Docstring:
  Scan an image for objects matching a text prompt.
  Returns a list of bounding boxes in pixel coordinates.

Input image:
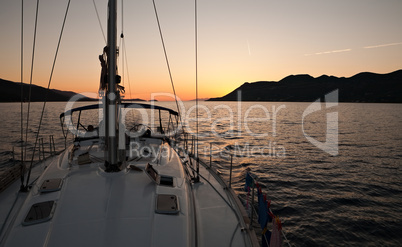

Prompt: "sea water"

[0,101,401,246]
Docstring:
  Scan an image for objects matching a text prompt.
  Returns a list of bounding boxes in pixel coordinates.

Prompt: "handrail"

[59,102,179,119]
[177,130,292,247]
[59,103,180,141]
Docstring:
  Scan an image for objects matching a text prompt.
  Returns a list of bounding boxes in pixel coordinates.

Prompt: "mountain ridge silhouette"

[208,70,402,103]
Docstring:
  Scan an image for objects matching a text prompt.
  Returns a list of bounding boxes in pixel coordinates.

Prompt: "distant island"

[208,70,402,103]
[2,69,402,103]
[0,78,145,102]
[0,78,95,102]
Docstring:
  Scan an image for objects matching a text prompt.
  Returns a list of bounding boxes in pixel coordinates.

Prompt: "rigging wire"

[24,0,40,162]
[121,0,124,87]
[19,0,25,189]
[116,0,127,96]
[118,36,122,78]
[121,0,124,36]
[119,0,133,100]
[195,0,199,177]
[151,0,182,122]
[119,0,133,126]
[24,0,71,189]
[122,39,133,99]
[120,37,124,88]
[119,0,123,89]
[92,0,107,44]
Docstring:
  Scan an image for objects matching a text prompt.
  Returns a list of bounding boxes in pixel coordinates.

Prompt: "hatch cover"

[23,201,56,226]
[39,178,63,193]
[155,195,179,214]
[145,163,174,187]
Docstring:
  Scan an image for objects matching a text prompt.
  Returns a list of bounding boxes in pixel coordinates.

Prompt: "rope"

[92,0,107,44]
[151,0,182,123]
[24,0,40,161]
[25,0,71,189]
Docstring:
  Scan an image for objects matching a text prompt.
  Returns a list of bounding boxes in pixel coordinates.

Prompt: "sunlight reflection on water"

[0,101,401,246]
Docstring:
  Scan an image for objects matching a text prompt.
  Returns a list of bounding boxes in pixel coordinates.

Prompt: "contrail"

[364,42,402,49]
[246,39,251,56]
[315,49,352,55]
[304,48,351,56]
[304,41,402,57]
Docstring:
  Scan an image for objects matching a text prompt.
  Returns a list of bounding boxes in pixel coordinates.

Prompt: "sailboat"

[0,0,260,246]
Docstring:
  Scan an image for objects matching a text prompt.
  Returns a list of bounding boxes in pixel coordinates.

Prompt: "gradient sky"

[1,0,401,101]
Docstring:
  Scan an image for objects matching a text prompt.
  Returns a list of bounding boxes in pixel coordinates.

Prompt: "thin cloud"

[304,42,402,56]
[364,42,402,49]
[304,48,352,56]
[246,39,251,56]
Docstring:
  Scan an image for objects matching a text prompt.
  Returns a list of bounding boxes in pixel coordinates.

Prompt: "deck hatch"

[145,163,174,187]
[155,195,179,214]
[145,163,158,182]
[39,178,63,193]
[23,201,56,226]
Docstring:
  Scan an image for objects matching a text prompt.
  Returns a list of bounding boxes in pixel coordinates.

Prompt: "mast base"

[104,161,122,173]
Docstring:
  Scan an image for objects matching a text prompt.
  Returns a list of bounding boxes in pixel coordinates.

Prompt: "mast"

[105,0,120,171]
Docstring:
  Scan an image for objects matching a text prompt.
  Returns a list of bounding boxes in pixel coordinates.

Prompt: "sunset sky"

[0,0,401,101]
